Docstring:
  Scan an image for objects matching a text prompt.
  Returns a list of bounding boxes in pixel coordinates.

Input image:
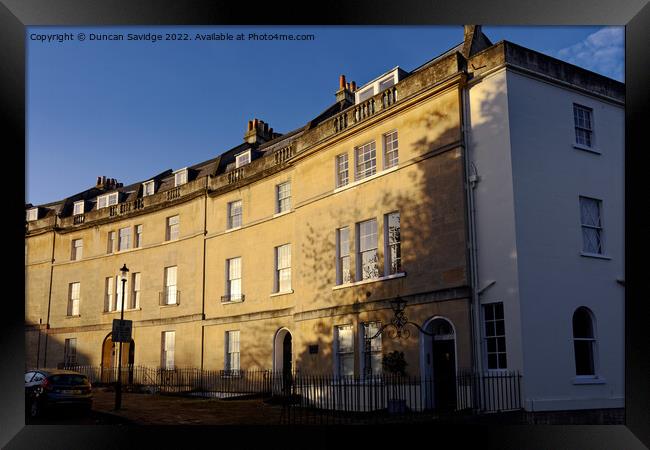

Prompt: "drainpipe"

[460,81,483,376]
[43,216,57,367]
[200,178,208,372]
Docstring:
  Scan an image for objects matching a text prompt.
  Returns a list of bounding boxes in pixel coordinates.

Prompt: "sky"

[26,25,624,206]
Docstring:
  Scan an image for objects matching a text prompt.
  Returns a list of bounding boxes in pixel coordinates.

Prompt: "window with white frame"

[163,266,178,305]
[276,182,291,213]
[26,208,38,221]
[362,322,382,377]
[142,180,155,197]
[336,227,351,284]
[71,239,83,261]
[226,257,242,302]
[227,200,242,229]
[580,196,603,255]
[225,330,240,373]
[357,219,379,280]
[385,212,401,275]
[336,153,349,188]
[275,244,291,293]
[335,325,354,377]
[68,282,80,316]
[573,104,593,148]
[235,151,251,168]
[73,201,85,215]
[161,331,175,370]
[355,141,377,180]
[118,227,131,251]
[135,224,143,248]
[573,307,597,376]
[483,302,507,370]
[64,338,77,365]
[97,192,118,209]
[131,272,141,309]
[166,215,179,241]
[357,87,374,103]
[107,231,116,254]
[104,277,114,312]
[174,169,188,187]
[115,275,129,311]
[383,130,399,169]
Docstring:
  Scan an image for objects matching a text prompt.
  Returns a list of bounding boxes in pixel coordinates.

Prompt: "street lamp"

[115,263,129,410]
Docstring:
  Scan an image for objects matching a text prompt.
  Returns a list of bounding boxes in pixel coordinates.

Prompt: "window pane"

[361,250,379,279]
[498,354,507,369]
[355,142,376,180]
[337,154,349,187]
[487,354,497,370]
[573,308,594,338]
[384,131,399,168]
[359,219,377,252]
[574,341,595,375]
[337,326,353,352]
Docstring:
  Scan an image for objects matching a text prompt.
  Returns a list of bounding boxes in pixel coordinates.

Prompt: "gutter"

[42,215,57,367]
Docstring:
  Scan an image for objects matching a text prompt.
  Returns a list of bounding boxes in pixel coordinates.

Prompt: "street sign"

[112,319,133,343]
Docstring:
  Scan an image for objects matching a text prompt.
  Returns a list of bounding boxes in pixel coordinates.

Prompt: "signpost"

[112,319,133,343]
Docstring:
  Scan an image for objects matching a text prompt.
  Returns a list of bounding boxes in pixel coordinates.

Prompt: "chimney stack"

[244,118,278,145]
[461,25,493,59]
[335,74,354,104]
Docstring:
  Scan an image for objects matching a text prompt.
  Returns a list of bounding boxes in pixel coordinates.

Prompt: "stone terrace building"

[25,26,624,413]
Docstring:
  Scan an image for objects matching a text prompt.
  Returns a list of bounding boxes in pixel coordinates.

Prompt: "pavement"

[91,388,285,425]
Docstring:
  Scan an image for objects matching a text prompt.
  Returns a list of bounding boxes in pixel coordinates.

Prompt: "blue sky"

[26,26,624,206]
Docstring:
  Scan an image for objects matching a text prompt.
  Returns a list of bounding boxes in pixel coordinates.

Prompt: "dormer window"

[174,169,188,187]
[142,180,155,197]
[235,150,251,168]
[26,208,38,221]
[355,67,401,104]
[97,192,119,209]
[73,201,85,215]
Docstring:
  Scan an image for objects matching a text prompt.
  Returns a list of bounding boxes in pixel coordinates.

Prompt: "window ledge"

[580,252,611,260]
[333,272,406,290]
[273,210,292,219]
[103,308,141,314]
[572,376,606,385]
[160,303,180,308]
[573,144,601,155]
[270,289,294,298]
[65,315,81,318]
[224,226,242,234]
[334,165,399,194]
[221,300,244,305]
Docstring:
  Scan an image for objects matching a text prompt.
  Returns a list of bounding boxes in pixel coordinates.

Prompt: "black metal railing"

[158,289,180,306]
[166,187,181,201]
[221,294,245,303]
[73,214,85,224]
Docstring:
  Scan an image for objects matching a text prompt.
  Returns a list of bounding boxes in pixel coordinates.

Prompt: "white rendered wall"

[506,70,624,411]
[467,69,526,380]
[468,67,624,412]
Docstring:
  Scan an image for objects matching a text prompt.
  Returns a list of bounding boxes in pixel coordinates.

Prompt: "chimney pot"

[97,176,102,185]
[248,120,253,131]
[339,75,346,89]
[351,81,357,91]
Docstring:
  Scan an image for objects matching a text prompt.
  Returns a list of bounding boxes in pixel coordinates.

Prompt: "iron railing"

[158,289,180,306]
[60,364,521,414]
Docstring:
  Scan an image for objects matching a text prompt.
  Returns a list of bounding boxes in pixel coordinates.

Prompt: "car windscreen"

[49,374,88,385]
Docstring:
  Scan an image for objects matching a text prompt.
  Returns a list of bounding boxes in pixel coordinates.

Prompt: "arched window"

[572,307,596,376]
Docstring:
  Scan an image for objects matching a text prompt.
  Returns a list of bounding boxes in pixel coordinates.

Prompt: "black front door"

[432,339,456,411]
[282,333,292,373]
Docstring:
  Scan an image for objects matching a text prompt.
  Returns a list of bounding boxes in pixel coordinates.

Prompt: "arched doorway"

[420,317,457,411]
[100,333,135,384]
[273,328,292,374]
[273,328,293,395]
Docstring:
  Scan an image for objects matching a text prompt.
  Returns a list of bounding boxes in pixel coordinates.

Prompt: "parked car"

[25,369,93,418]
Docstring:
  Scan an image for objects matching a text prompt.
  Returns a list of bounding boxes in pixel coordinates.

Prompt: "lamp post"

[115,263,129,410]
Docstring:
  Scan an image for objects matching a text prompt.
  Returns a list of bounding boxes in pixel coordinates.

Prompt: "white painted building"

[464,27,624,412]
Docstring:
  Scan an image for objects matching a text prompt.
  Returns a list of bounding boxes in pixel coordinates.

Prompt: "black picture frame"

[3,1,648,448]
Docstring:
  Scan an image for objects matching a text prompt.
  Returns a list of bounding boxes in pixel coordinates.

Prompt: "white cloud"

[555,27,624,82]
